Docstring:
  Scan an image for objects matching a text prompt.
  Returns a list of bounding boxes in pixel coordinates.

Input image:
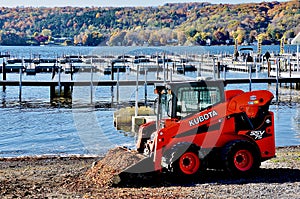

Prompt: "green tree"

[0,32,27,45]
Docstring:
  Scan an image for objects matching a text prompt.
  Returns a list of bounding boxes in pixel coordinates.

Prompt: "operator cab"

[155,80,225,120]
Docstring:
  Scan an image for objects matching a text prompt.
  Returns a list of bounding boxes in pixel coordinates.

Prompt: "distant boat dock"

[0,49,299,105]
[1,49,298,75]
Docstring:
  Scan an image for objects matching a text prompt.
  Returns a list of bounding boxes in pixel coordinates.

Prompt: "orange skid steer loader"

[120,80,275,177]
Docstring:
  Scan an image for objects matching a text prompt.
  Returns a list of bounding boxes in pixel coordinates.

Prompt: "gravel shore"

[0,146,299,198]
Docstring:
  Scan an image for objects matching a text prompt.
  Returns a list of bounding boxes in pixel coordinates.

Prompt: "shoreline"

[0,146,299,198]
[0,145,299,160]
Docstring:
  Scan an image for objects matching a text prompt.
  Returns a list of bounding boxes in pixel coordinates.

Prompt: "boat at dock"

[4,62,25,73]
[35,63,57,73]
[25,63,37,75]
[176,64,197,74]
[0,44,298,79]
[112,63,129,72]
[103,67,112,75]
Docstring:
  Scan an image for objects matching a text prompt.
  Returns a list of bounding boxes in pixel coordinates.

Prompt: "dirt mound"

[86,147,146,187]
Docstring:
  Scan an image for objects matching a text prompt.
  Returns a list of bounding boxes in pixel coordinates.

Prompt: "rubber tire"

[222,140,261,175]
[164,143,201,176]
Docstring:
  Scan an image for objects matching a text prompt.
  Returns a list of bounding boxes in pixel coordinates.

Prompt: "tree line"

[0,1,298,46]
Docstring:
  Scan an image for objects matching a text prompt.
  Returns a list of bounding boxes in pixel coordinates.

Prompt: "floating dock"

[1,51,298,76]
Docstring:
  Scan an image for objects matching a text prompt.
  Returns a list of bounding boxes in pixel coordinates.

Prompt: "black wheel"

[222,140,261,175]
[163,143,202,176]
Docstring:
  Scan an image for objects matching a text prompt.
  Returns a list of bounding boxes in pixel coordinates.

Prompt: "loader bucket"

[86,147,155,187]
[120,155,154,173]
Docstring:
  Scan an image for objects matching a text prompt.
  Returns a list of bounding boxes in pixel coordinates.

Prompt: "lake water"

[0,45,299,158]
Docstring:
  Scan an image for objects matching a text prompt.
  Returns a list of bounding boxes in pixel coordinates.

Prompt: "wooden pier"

[1,77,300,87]
[1,77,300,104]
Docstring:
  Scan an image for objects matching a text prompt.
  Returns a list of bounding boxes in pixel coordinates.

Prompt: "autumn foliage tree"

[0,1,298,46]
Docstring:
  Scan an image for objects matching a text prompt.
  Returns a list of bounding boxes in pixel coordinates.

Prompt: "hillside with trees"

[0,1,298,46]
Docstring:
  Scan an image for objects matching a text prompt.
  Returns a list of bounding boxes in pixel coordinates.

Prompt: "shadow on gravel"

[116,168,300,188]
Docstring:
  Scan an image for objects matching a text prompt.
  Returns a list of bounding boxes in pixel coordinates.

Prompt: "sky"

[0,0,291,7]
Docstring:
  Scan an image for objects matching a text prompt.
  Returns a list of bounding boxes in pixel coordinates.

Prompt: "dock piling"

[135,65,139,117]
[276,58,279,103]
[117,68,120,104]
[58,65,61,96]
[297,44,299,72]
[2,59,6,92]
[19,67,22,102]
[249,62,252,91]
[64,86,71,98]
[217,61,220,79]
[163,53,166,84]
[267,60,271,78]
[213,58,216,80]
[156,54,159,80]
[111,61,115,107]
[197,62,202,77]
[90,65,94,104]
[223,64,226,80]
[144,69,147,107]
[50,85,55,102]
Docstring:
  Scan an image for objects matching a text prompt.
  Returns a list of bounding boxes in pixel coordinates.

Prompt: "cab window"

[176,86,221,117]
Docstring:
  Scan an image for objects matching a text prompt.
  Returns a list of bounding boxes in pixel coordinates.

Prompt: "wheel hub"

[182,157,192,167]
[234,150,253,171]
[179,152,200,175]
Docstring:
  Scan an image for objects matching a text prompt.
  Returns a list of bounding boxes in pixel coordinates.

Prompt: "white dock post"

[111,58,114,107]
[249,61,252,91]
[163,52,166,84]
[2,57,6,92]
[19,59,23,102]
[156,53,159,80]
[90,62,94,104]
[58,62,61,96]
[276,58,279,103]
[223,64,226,80]
[254,56,258,78]
[297,44,299,72]
[213,57,216,80]
[116,68,120,104]
[135,65,139,117]
[217,60,220,79]
[144,68,147,106]
[198,62,201,77]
